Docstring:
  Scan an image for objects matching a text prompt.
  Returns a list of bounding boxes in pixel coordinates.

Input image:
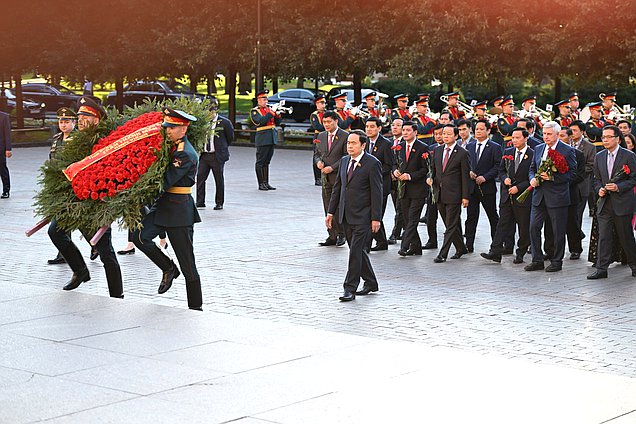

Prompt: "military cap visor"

[415,99,429,105]
[363,91,377,99]
[57,107,77,119]
[162,108,197,127]
[586,101,603,110]
[76,96,106,119]
[255,89,269,99]
[555,100,570,107]
[333,93,347,101]
[394,93,408,101]
[522,96,536,103]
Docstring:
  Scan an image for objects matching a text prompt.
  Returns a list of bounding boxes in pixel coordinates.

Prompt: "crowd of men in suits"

[310,91,636,299]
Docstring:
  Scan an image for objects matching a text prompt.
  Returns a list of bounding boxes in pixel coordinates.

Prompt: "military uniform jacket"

[555,115,573,129]
[335,109,355,131]
[390,108,412,122]
[309,110,325,135]
[250,106,280,147]
[415,115,436,145]
[444,106,466,123]
[585,118,606,150]
[153,136,201,227]
[493,114,517,146]
[49,131,74,160]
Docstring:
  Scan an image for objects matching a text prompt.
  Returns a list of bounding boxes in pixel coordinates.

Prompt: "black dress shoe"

[315,179,322,186]
[339,291,355,301]
[0,192,8,199]
[513,255,524,264]
[48,255,66,265]
[319,238,337,246]
[190,306,203,311]
[355,286,378,295]
[480,252,502,263]
[524,262,545,271]
[422,242,438,250]
[466,246,474,253]
[545,263,562,272]
[398,249,408,257]
[387,236,397,245]
[569,252,580,260]
[406,248,422,256]
[587,269,608,279]
[196,203,206,208]
[158,264,180,294]
[335,235,346,246]
[117,248,135,255]
[370,244,388,251]
[63,269,91,291]
[433,256,446,263]
[213,204,223,210]
[90,249,99,261]
[451,249,468,259]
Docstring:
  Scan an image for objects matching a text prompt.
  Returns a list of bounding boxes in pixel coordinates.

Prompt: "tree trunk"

[272,77,278,94]
[495,80,504,96]
[115,76,124,113]
[296,76,304,88]
[14,76,24,129]
[353,71,362,105]
[206,74,217,95]
[227,67,237,125]
[238,70,252,94]
[554,77,562,103]
[189,75,199,93]
[314,77,319,93]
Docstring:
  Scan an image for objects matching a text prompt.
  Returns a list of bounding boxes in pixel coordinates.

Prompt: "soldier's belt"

[166,187,193,194]
[256,125,276,131]
[592,141,603,147]
[503,136,512,141]
[417,134,433,139]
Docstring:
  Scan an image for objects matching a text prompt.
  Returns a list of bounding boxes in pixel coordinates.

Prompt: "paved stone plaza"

[1,145,636,423]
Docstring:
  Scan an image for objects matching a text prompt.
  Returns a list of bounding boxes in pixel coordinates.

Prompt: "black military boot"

[256,166,267,190]
[263,165,276,190]
[61,243,90,290]
[104,264,124,298]
[158,261,180,294]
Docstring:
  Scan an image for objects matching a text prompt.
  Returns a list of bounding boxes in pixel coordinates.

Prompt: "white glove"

[349,106,360,117]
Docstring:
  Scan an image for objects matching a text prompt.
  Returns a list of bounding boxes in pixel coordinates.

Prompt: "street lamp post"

[256,0,263,93]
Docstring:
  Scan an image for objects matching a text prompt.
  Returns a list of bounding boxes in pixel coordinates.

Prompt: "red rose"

[391,145,402,151]
[623,164,631,175]
[421,152,429,159]
[313,139,320,144]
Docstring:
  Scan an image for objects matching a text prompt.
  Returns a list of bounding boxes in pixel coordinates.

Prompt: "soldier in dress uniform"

[48,97,124,298]
[47,107,77,265]
[520,95,544,133]
[569,92,580,120]
[442,92,466,123]
[554,100,574,128]
[470,100,489,125]
[333,92,356,131]
[390,94,412,122]
[414,98,436,146]
[601,92,617,125]
[493,95,517,146]
[361,91,380,118]
[489,96,504,138]
[310,93,327,186]
[250,89,280,190]
[132,108,203,311]
[585,102,607,151]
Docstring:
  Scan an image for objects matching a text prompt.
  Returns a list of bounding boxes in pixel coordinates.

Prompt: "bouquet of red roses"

[391,144,405,198]
[517,148,569,204]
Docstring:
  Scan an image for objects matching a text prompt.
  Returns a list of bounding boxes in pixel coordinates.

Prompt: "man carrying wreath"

[133,108,203,310]
[525,121,577,272]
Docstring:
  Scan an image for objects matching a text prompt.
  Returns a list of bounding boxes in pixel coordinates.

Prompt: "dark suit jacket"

[574,138,596,198]
[569,148,587,205]
[466,139,502,195]
[0,112,10,152]
[394,139,430,199]
[367,134,395,197]
[593,147,636,216]
[430,143,470,204]
[206,114,233,163]
[529,141,577,208]
[313,128,348,185]
[328,153,383,225]
[498,147,534,206]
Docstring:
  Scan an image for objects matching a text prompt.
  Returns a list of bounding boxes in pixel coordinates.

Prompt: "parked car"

[267,88,325,123]
[20,83,83,112]
[325,87,388,109]
[1,89,45,120]
[104,80,212,108]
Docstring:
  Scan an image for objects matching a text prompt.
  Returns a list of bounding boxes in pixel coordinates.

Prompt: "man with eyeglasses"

[588,125,636,279]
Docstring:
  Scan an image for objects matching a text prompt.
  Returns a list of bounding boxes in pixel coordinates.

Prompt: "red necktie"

[442,147,450,171]
[328,133,333,151]
[406,143,411,161]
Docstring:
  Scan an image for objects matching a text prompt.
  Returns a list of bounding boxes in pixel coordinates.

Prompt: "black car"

[20,83,82,112]
[2,89,45,120]
[325,87,388,109]
[267,88,324,123]
[104,80,211,108]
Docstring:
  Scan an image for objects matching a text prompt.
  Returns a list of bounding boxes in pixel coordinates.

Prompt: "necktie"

[406,144,412,161]
[347,159,356,182]
[442,147,451,171]
[607,151,615,177]
[515,150,522,172]
[368,140,374,153]
[328,133,333,151]
[476,143,482,161]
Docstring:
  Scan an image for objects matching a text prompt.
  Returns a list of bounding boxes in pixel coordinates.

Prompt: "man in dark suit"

[388,118,404,244]
[464,120,501,252]
[427,124,470,262]
[423,124,445,249]
[0,110,11,198]
[314,111,348,247]
[133,108,203,310]
[393,121,430,257]
[525,121,577,272]
[196,100,234,210]
[482,128,534,263]
[588,126,636,279]
[250,90,281,190]
[365,117,395,251]
[326,130,383,301]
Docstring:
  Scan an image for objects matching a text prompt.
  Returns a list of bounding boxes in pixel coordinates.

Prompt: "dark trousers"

[127,229,165,242]
[530,201,568,265]
[0,154,8,194]
[312,146,321,182]
[465,190,499,248]
[596,198,636,271]
[48,219,123,298]
[322,180,343,239]
[255,144,274,168]
[565,201,584,254]
[426,195,438,245]
[132,212,202,309]
[343,221,377,293]
[368,195,389,248]
[400,197,426,252]
[490,201,531,257]
[390,181,404,238]
[437,202,467,258]
[197,153,225,206]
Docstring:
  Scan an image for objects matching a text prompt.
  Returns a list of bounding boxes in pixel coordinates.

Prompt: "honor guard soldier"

[132,108,203,311]
[471,100,489,125]
[585,102,607,151]
[361,91,380,118]
[333,92,355,131]
[554,100,574,128]
[521,95,544,132]
[489,96,504,137]
[47,107,77,265]
[493,95,517,146]
[250,89,280,190]
[601,92,617,125]
[390,94,412,121]
[414,98,436,146]
[310,94,327,185]
[569,92,580,120]
[442,92,466,122]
